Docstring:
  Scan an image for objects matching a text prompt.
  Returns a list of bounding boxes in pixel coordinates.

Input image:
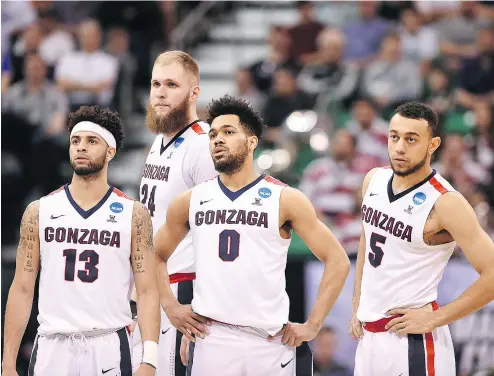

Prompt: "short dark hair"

[394,102,438,137]
[207,95,264,139]
[296,1,312,8]
[68,106,124,151]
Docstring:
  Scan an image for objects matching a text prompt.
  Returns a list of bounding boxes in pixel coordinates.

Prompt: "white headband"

[70,121,117,149]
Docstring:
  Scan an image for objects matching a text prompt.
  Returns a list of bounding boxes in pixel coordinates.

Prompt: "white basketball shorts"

[185,321,313,376]
[355,325,456,376]
[28,327,132,376]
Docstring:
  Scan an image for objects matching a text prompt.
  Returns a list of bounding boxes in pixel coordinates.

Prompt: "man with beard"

[154,95,350,375]
[2,105,160,376]
[132,51,216,376]
[350,102,494,375]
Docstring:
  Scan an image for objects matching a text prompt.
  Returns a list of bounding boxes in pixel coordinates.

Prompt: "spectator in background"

[234,67,266,112]
[249,26,299,93]
[2,53,68,194]
[288,1,325,64]
[456,26,494,111]
[106,27,137,120]
[344,1,391,67]
[312,327,352,376]
[263,68,314,133]
[424,66,453,127]
[414,0,460,24]
[297,28,359,106]
[433,134,491,199]
[300,129,362,222]
[2,53,12,93]
[472,102,494,173]
[399,7,440,74]
[11,24,42,83]
[360,33,422,112]
[56,19,118,111]
[436,1,491,58]
[346,99,389,167]
[36,8,75,68]
[378,1,414,21]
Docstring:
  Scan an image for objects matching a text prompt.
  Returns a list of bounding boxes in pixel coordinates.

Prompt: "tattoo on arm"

[18,201,39,273]
[132,203,154,275]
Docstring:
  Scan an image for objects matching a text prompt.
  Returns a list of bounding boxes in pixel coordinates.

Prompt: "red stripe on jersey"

[191,122,205,135]
[112,188,135,201]
[169,272,196,284]
[49,186,64,196]
[263,175,286,186]
[425,332,435,376]
[429,176,448,195]
[382,165,392,169]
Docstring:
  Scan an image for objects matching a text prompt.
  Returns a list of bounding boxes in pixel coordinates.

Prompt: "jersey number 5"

[141,184,156,217]
[63,249,99,282]
[369,233,386,268]
[218,230,240,262]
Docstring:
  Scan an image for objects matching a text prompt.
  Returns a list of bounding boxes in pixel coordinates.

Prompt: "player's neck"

[162,110,199,138]
[69,174,111,208]
[219,164,259,191]
[391,165,434,193]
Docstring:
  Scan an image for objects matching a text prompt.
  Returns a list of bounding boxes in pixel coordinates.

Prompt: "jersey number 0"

[218,230,240,262]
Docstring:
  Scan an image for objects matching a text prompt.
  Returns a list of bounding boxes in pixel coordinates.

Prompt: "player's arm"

[387,192,494,335]
[154,191,209,341]
[430,193,494,325]
[280,187,350,346]
[131,202,160,371]
[2,201,40,372]
[350,168,378,339]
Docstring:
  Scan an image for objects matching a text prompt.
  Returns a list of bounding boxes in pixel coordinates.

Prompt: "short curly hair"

[207,95,264,139]
[68,106,124,151]
[394,102,438,137]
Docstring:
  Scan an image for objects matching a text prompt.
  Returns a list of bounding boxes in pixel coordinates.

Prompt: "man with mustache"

[350,102,494,375]
[132,51,216,376]
[2,105,160,376]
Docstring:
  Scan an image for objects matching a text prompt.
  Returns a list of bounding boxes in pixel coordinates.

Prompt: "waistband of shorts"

[363,301,439,333]
[39,326,129,338]
[205,317,283,338]
[169,272,196,284]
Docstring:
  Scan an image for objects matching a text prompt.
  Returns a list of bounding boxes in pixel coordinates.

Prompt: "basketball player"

[154,95,350,375]
[2,106,160,376]
[132,51,217,375]
[350,102,494,375]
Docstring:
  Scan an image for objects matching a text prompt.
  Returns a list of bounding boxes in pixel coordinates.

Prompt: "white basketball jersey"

[140,121,210,277]
[189,175,291,335]
[37,185,135,334]
[357,168,457,322]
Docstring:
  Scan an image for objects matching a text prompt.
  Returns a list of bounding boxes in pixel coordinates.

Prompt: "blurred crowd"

[234,0,494,258]
[1,0,179,245]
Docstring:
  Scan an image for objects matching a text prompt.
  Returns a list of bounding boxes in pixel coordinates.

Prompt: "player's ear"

[107,147,116,162]
[190,85,200,102]
[249,135,258,151]
[429,136,441,156]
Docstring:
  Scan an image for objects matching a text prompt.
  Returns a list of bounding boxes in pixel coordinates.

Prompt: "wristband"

[142,340,158,369]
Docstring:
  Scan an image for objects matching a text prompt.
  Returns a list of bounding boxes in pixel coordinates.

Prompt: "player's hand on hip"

[166,303,210,342]
[180,335,190,366]
[385,305,438,336]
[135,362,155,376]
[281,322,318,347]
[349,313,363,340]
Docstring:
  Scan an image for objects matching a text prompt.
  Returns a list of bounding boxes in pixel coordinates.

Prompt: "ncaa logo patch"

[110,202,124,213]
[258,187,272,199]
[174,137,184,148]
[413,192,426,205]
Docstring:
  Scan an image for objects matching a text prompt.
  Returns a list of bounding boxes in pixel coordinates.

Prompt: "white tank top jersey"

[189,175,291,335]
[140,121,213,278]
[37,185,135,334]
[357,167,457,322]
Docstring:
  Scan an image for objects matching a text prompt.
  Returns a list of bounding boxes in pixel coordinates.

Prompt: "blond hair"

[154,50,199,84]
